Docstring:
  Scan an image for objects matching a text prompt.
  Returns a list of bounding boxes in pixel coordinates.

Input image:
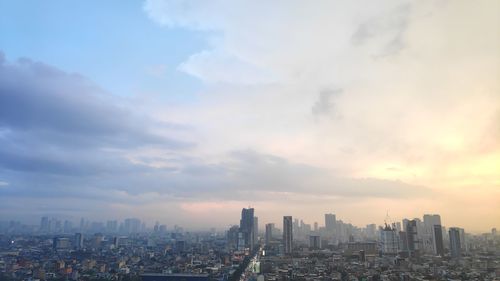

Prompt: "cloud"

[312,88,342,118]
[1,0,499,231]
[0,55,193,176]
[141,0,500,231]
[179,50,279,84]
[351,3,412,57]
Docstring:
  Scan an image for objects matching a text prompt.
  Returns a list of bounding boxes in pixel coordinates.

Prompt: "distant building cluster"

[0,210,499,280]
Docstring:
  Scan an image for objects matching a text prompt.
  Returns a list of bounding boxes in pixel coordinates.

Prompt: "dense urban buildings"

[0,209,499,280]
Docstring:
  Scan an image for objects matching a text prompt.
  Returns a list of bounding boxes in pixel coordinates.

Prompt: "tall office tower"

[492,228,497,236]
[54,220,62,233]
[237,231,245,251]
[74,233,83,250]
[380,224,399,255]
[402,219,409,232]
[283,216,293,255]
[399,231,408,252]
[458,228,467,253]
[314,222,318,232]
[309,235,321,249]
[106,220,118,233]
[227,225,239,250]
[265,223,273,245]
[423,214,443,255]
[433,225,444,256]
[253,217,259,245]
[325,213,336,232]
[406,219,420,257]
[40,217,49,233]
[366,224,377,239]
[395,222,402,232]
[79,218,85,232]
[63,220,72,233]
[449,227,462,258]
[159,224,167,233]
[293,219,299,237]
[113,236,120,248]
[124,218,141,234]
[240,208,255,249]
[93,233,103,248]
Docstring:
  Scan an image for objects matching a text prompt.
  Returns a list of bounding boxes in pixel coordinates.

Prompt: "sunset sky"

[0,0,499,233]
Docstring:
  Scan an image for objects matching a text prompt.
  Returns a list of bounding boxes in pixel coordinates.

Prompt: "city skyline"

[6,209,495,237]
[0,0,499,233]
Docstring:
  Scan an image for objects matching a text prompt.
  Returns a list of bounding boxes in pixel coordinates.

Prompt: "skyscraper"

[406,219,420,257]
[325,213,336,232]
[380,224,399,255]
[433,225,444,256]
[449,227,462,259]
[253,217,259,245]
[265,223,273,245]
[309,235,321,249]
[40,217,49,233]
[240,208,255,249]
[423,214,444,255]
[227,225,239,250]
[283,216,293,255]
[74,233,83,250]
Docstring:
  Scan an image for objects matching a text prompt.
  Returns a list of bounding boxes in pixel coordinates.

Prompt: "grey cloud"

[105,149,432,201]
[0,55,194,176]
[0,54,433,218]
[351,3,412,57]
[0,56,192,149]
[312,88,342,118]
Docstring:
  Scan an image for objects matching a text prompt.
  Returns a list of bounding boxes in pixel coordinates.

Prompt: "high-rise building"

[458,228,467,253]
[406,219,420,257]
[53,237,70,250]
[253,217,259,245]
[227,225,239,250]
[93,233,103,248]
[74,233,83,250]
[265,223,273,245]
[366,224,377,239]
[433,225,444,256]
[106,220,118,233]
[380,224,399,255]
[113,236,120,248]
[283,216,293,255]
[423,214,443,255]
[449,227,462,259]
[399,231,408,252]
[124,218,141,234]
[40,217,49,233]
[325,213,336,232]
[309,235,321,249]
[63,220,72,233]
[240,208,255,249]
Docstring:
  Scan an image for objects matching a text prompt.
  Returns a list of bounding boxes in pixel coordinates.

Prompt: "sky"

[0,0,499,233]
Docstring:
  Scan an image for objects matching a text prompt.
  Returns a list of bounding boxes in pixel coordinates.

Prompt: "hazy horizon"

[0,0,499,234]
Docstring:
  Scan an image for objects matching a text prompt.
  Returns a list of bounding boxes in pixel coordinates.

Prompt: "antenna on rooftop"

[384,210,392,227]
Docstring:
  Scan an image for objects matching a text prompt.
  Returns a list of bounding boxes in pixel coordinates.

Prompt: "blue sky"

[0,0,205,100]
[0,0,498,231]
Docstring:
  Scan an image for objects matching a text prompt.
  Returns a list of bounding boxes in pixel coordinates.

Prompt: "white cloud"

[142,0,500,231]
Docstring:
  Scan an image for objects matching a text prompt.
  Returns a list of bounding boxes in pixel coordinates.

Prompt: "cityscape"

[1,0,500,280]
[0,209,499,280]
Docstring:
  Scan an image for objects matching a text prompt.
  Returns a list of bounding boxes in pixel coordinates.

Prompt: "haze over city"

[0,0,499,233]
